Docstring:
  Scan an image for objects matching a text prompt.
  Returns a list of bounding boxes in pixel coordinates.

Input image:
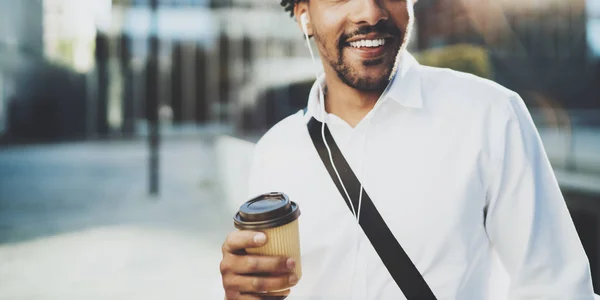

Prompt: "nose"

[349,0,389,26]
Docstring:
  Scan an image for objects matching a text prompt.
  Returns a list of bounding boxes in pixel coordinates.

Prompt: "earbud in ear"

[300,13,309,35]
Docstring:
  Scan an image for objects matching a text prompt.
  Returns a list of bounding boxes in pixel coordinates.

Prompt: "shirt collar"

[304,50,423,123]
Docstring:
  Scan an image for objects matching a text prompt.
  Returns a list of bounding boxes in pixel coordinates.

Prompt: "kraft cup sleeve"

[245,219,302,292]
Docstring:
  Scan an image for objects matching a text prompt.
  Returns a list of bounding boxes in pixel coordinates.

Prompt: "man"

[219,0,595,299]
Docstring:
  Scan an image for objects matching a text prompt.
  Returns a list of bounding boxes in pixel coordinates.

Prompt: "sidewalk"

[0,138,231,299]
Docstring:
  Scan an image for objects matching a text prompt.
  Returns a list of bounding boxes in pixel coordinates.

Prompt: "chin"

[355,66,393,86]
[334,51,397,91]
[347,75,390,91]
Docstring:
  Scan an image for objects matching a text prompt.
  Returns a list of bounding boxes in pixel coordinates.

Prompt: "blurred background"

[0,0,598,299]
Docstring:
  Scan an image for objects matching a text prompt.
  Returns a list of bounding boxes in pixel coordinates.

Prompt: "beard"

[315,19,413,92]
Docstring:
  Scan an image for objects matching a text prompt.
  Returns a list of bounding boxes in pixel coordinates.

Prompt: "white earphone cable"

[302,19,361,221]
[302,14,366,298]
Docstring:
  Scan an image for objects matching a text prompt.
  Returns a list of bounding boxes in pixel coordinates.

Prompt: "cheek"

[316,10,347,44]
[313,27,343,60]
[388,6,411,28]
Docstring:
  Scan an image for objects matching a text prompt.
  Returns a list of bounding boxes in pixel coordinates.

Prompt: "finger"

[240,290,290,300]
[235,295,262,300]
[224,273,299,294]
[224,291,262,300]
[223,231,267,253]
[223,253,295,275]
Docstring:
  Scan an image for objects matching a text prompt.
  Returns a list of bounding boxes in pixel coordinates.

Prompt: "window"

[43,0,96,73]
[588,0,600,58]
[0,72,4,136]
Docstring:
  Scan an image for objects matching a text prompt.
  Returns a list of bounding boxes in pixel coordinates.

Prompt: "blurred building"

[0,0,101,142]
[0,0,292,141]
[98,0,313,136]
[0,0,43,141]
[589,0,600,57]
[414,0,599,110]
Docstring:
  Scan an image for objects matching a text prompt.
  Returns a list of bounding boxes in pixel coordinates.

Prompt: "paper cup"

[234,192,302,295]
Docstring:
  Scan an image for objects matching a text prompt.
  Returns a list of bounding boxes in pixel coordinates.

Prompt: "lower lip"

[346,41,390,59]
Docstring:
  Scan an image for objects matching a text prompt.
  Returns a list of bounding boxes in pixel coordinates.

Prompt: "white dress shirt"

[246,51,594,299]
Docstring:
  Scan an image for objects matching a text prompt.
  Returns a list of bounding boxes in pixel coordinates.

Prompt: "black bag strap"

[307,117,437,300]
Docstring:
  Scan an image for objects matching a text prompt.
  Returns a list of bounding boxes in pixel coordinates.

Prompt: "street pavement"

[0,138,232,300]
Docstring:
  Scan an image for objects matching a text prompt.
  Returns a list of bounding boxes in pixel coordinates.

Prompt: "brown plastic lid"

[234,192,300,230]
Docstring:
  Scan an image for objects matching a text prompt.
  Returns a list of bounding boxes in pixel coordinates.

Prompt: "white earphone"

[300,13,309,35]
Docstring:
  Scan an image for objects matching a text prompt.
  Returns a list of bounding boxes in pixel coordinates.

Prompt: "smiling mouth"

[348,38,386,48]
[343,37,394,62]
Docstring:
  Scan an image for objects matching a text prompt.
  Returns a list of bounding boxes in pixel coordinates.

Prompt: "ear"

[294,3,312,37]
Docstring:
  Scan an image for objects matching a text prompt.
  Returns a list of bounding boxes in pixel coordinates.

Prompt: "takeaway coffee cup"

[234,192,302,295]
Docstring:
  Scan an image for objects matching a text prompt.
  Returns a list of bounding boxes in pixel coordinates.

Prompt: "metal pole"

[148,0,160,196]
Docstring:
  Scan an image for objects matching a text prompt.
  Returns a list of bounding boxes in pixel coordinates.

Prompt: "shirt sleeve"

[484,94,595,299]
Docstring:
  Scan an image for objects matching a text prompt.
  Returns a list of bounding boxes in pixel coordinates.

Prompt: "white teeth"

[349,39,386,48]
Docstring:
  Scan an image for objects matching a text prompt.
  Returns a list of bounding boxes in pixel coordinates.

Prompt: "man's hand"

[220,230,298,299]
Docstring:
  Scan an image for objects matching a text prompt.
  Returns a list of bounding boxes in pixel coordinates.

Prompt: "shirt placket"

[328,113,375,299]
[348,125,371,300]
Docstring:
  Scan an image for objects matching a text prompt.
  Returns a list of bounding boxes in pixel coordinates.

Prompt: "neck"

[323,73,385,128]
